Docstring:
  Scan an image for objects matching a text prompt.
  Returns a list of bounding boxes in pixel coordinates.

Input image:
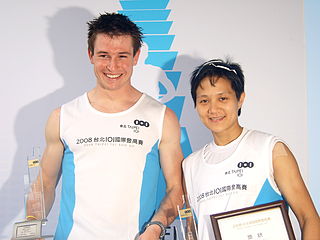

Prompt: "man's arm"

[273,142,320,239]
[141,107,184,239]
[26,108,64,219]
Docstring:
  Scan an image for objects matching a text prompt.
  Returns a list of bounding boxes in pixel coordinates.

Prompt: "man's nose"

[107,58,118,71]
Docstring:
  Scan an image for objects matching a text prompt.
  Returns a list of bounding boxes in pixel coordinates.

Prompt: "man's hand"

[138,224,162,240]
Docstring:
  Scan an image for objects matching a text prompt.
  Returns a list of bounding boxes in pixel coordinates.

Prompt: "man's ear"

[133,48,141,66]
[88,48,94,63]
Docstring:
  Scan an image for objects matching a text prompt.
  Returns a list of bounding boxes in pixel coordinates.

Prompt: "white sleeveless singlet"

[55,93,166,240]
[183,129,284,240]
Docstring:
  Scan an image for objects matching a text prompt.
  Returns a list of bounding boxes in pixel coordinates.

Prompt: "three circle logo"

[237,162,254,168]
[134,119,150,127]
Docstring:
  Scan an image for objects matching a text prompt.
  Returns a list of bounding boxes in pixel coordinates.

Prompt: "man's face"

[195,76,244,137]
[88,34,140,92]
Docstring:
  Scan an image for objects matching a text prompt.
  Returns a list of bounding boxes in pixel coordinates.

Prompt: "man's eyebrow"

[96,51,108,54]
[95,51,131,55]
[118,51,131,55]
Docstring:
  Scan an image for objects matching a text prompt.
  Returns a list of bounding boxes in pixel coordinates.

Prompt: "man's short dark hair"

[87,12,143,55]
[190,58,245,116]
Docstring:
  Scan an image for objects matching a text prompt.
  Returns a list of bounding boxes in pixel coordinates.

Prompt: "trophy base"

[12,219,54,240]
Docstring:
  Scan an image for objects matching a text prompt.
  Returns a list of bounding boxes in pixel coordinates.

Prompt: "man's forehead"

[94,34,134,51]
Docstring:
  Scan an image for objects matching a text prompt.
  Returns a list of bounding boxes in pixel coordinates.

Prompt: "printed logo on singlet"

[119,119,151,133]
[197,184,248,203]
[76,136,144,147]
[237,161,254,168]
[120,123,140,133]
[225,161,255,177]
[134,119,150,127]
[225,168,244,177]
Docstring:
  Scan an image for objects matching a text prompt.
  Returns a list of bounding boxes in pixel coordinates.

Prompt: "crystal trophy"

[177,203,198,240]
[12,148,53,240]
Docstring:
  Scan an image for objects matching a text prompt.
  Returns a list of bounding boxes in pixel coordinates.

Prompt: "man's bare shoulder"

[44,108,62,139]
[52,107,61,116]
[47,107,61,123]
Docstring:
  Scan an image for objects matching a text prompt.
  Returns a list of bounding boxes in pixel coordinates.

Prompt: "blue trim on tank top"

[139,141,163,231]
[54,143,75,240]
[254,179,283,206]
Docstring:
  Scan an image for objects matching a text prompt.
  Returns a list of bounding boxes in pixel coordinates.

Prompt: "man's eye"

[199,99,208,103]
[219,97,228,101]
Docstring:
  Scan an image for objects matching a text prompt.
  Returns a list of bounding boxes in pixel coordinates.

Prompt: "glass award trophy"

[12,148,53,240]
[177,203,198,240]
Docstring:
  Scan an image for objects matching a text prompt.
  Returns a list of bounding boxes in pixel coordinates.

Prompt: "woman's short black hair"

[190,58,245,115]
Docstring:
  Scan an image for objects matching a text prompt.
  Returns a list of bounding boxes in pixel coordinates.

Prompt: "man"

[29,13,183,239]
[182,59,320,239]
